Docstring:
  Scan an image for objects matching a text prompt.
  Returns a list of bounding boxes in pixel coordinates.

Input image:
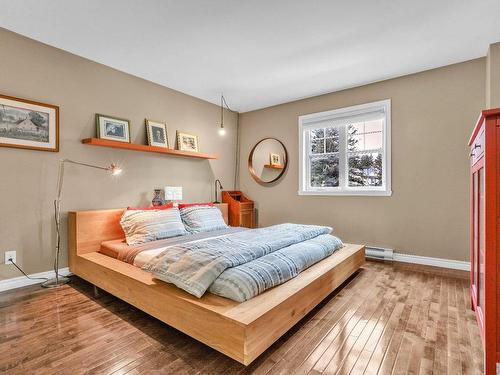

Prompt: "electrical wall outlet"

[5,250,16,264]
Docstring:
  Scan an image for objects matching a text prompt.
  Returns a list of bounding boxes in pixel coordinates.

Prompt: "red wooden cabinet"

[221,191,255,228]
[469,108,500,375]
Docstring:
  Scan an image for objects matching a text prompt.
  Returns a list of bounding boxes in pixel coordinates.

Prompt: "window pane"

[325,137,339,153]
[311,128,324,139]
[311,138,324,153]
[325,127,338,138]
[349,122,364,134]
[310,155,339,187]
[365,132,383,150]
[365,119,383,133]
[347,124,361,151]
[348,134,364,151]
[348,152,382,187]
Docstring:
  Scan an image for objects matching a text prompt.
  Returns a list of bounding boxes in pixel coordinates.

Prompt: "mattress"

[99,239,129,260]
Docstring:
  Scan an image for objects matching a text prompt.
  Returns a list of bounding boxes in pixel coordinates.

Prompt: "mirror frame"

[248,137,288,185]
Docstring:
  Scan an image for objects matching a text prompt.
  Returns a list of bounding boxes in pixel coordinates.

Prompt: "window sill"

[298,189,392,197]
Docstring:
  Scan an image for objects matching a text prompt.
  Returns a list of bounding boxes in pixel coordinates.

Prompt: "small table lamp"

[214,179,223,203]
[42,159,122,288]
[165,186,183,205]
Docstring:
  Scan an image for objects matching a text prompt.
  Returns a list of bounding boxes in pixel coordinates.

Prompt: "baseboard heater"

[365,246,394,261]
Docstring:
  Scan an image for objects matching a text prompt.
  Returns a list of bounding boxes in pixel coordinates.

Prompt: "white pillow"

[120,208,188,245]
[180,205,228,233]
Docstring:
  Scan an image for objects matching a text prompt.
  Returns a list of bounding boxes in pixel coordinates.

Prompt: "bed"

[68,207,365,365]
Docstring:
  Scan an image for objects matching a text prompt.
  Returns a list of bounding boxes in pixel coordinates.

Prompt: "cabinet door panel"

[472,171,479,296]
[477,167,485,319]
[240,209,254,228]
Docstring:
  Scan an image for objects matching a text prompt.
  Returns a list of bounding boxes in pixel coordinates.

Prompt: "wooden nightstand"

[221,191,255,228]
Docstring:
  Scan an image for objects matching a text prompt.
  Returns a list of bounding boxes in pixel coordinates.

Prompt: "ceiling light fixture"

[219,94,232,136]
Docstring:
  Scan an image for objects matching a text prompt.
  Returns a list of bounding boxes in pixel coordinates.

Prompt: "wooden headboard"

[69,208,125,257]
[68,204,229,258]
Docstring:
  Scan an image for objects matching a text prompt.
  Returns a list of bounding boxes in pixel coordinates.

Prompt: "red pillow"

[127,202,174,210]
[178,202,214,209]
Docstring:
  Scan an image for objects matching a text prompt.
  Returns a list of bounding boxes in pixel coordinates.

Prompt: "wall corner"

[486,41,500,109]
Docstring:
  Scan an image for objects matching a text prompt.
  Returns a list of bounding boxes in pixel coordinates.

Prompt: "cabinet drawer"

[470,125,485,166]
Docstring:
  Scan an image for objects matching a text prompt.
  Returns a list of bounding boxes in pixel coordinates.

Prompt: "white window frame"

[298,99,392,196]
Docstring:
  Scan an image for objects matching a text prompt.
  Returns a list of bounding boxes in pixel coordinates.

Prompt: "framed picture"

[176,131,199,152]
[146,119,169,148]
[0,94,59,152]
[270,153,281,166]
[96,114,130,143]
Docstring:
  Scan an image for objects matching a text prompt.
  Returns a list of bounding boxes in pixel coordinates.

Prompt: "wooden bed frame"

[68,208,365,365]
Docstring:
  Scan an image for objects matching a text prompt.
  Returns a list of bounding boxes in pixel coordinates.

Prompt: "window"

[299,99,391,196]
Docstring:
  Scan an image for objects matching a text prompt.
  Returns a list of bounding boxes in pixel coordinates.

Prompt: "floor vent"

[365,246,394,261]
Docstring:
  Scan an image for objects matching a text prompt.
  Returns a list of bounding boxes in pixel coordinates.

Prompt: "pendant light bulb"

[219,94,228,136]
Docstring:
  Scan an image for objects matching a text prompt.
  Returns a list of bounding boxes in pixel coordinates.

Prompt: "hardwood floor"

[0,261,483,374]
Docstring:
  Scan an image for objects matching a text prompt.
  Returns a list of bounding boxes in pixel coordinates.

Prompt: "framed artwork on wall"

[176,131,199,152]
[146,119,169,148]
[96,113,130,143]
[0,94,59,152]
[270,153,281,166]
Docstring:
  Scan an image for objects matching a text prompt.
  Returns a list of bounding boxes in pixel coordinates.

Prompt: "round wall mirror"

[248,138,288,184]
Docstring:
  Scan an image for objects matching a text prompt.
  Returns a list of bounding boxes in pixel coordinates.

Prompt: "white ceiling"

[1,0,500,112]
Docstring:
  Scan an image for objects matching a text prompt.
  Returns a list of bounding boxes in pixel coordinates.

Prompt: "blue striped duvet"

[143,223,343,302]
[209,233,342,301]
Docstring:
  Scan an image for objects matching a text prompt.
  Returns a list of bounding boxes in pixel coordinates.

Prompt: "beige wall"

[239,59,485,262]
[0,26,492,282]
[0,28,237,280]
[486,42,500,108]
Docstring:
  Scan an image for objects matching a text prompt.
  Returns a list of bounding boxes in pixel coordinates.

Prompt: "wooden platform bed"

[68,208,365,365]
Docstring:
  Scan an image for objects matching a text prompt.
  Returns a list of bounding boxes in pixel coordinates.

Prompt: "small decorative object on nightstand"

[222,191,255,228]
[152,189,165,206]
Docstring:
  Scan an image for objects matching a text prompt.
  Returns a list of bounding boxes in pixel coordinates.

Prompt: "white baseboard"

[392,253,470,271]
[365,246,470,271]
[0,267,71,293]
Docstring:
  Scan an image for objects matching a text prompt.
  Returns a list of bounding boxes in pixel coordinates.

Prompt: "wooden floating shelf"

[264,164,285,170]
[82,138,217,160]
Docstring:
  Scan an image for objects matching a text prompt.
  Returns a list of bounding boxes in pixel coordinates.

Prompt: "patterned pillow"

[120,208,188,245]
[180,205,228,233]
